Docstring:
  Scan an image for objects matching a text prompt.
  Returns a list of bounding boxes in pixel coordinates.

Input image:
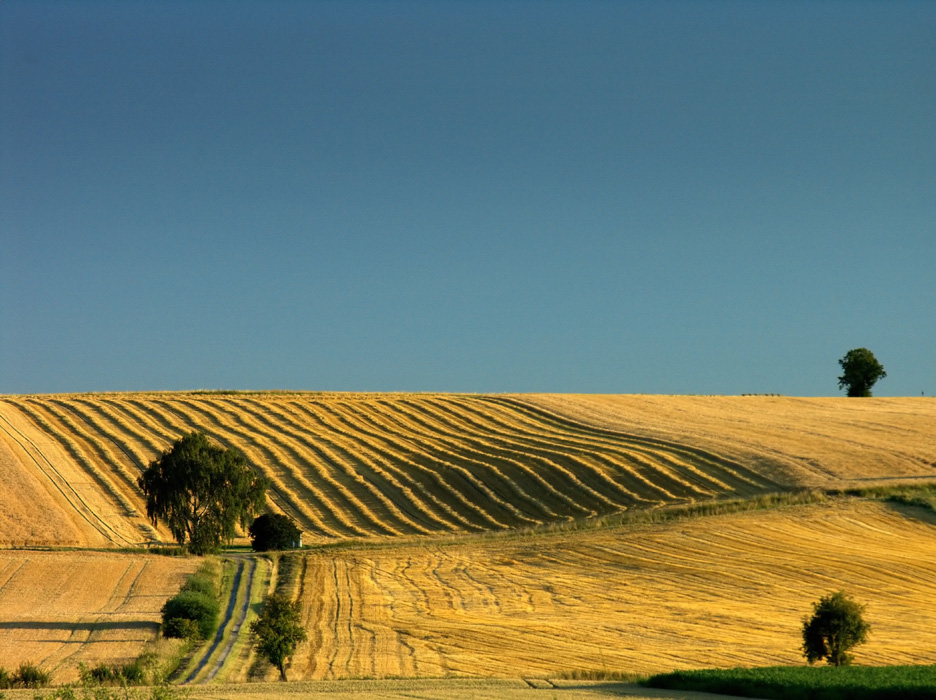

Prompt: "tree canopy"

[250,593,307,681]
[802,590,870,666]
[249,513,302,552]
[137,432,269,555]
[837,347,886,397]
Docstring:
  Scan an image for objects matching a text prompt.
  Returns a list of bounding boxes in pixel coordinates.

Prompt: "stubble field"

[0,392,934,686]
[0,551,198,682]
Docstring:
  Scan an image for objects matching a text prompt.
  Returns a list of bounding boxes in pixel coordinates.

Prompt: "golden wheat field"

[1,392,935,685]
[1,393,934,547]
[257,499,936,681]
[0,551,198,682]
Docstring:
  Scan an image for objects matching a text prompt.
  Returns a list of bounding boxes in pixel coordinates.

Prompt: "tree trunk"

[279,663,287,682]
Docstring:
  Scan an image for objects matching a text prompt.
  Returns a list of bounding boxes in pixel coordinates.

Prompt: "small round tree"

[837,348,886,397]
[249,513,302,552]
[802,591,870,666]
[250,593,307,681]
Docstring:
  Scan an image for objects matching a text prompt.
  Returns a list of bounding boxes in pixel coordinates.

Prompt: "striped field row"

[0,393,789,546]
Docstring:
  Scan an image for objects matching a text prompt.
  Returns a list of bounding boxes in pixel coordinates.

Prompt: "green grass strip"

[644,664,936,700]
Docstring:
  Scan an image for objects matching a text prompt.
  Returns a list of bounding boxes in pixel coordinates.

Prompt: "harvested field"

[517,395,936,488]
[0,551,199,683]
[275,499,936,680]
[3,392,933,547]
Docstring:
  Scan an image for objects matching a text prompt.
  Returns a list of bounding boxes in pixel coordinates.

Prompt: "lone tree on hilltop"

[137,431,269,555]
[249,513,302,552]
[838,347,886,397]
[802,590,870,666]
[250,593,307,681]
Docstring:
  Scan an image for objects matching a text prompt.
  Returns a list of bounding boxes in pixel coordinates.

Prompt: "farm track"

[180,556,260,685]
[0,393,933,548]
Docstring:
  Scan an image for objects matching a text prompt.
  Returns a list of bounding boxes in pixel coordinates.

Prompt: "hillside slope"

[0,393,933,547]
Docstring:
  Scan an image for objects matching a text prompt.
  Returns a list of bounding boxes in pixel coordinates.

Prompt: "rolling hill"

[2,393,933,548]
[2,392,936,683]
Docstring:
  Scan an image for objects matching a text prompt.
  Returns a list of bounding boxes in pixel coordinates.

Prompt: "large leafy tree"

[138,432,269,555]
[837,347,886,397]
[802,591,870,666]
[250,593,308,681]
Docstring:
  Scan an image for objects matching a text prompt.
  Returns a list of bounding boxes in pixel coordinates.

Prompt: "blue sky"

[2,0,934,396]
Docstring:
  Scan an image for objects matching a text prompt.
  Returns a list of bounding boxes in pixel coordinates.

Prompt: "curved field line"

[209,398,407,538]
[72,398,163,469]
[490,396,784,493]
[422,397,729,501]
[186,398,373,538]
[247,397,464,534]
[168,398,364,538]
[386,399,614,515]
[400,397,646,506]
[286,400,501,532]
[329,399,556,526]
[433,397,758,503]
[17,400,141,518]
[311,400,536,529]
[0,405,128,546]
[330,400,567,525]
[127,398,338,537]
[238,398,443,536]
[291,399,499,530]
[148,398,348,538]
[13,400,139,515]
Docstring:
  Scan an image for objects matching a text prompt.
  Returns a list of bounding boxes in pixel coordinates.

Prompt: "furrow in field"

[358,557,418,678]
[1,401,135,546]
[287,400,504,532]
[201,398,401,538]
[249,399,456,535]
[422,396,670,499]
[0,408,113,546]
[224,398,423,537]
[312,399,541,529]
[463,395,748,493]
[329,558,353,678]
[426,396,698,509]
[97,397,180,451]
[17,400,140,518]
[138,397,341,538]
[149,398,351,539]
[388,399,616,515]
[74,398,166,469]
[493,396,783,494]
[332,399,572,524]
[430,396,734,502]
[341,397,581,524]
[466,396,758,495]
[57,398,153,474]
[288,501,936,678]
[295,555,337,680]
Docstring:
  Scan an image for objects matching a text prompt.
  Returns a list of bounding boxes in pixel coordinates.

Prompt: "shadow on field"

[0,621,158,632]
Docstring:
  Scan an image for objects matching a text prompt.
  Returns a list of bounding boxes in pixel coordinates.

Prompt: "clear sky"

[2,0,934,396]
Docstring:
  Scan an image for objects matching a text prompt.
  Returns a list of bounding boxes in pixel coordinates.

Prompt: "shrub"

[13,661,51,688]
[162,617,202,640]
[79,658,149,687]
[161,590,219,640]
[181,573,216,598]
